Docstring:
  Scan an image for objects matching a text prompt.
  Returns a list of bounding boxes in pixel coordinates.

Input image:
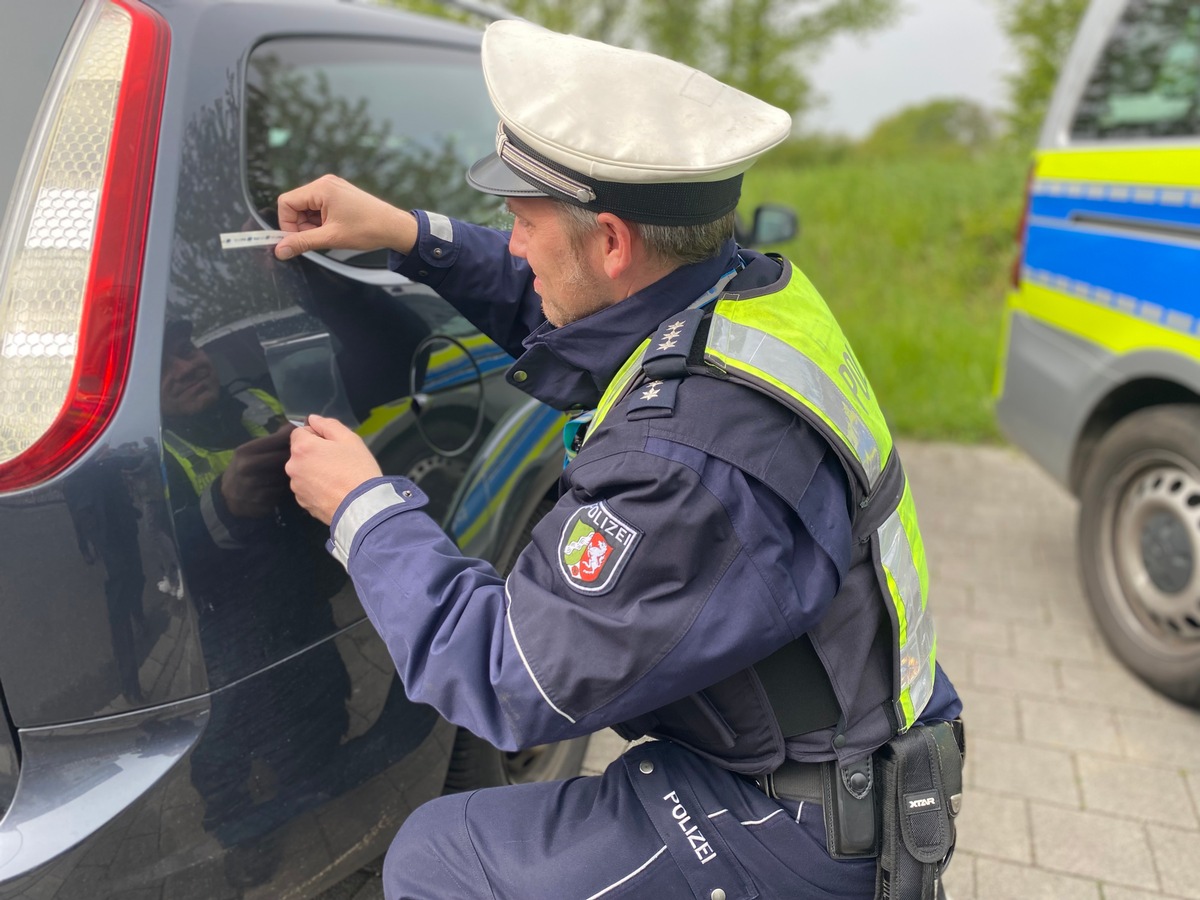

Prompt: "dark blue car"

[0,1,587,894]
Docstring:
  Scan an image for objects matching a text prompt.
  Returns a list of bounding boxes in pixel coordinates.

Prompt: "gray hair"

[554,202,735,268]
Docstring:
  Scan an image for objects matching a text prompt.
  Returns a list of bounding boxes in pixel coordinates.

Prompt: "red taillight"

[1010,161,1036,290]
[0,0,169,492]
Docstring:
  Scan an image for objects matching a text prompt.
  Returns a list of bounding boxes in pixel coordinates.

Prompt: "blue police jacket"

[325,212,960,770]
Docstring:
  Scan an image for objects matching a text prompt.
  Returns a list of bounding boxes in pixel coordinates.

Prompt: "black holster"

[873,720,964,900]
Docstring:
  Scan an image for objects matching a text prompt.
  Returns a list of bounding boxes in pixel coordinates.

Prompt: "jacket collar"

[507,240,747,409]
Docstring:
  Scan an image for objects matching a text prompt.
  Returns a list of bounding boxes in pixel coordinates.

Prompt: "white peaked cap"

[466,20,793,225]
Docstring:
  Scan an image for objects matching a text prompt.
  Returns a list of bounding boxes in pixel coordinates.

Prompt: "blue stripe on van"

[449,402,564,537]
[1030,193,1200,231]
[1024,217,1200,326]
[423,348,513,391]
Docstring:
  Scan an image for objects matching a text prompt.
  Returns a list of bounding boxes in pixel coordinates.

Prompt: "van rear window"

[245,37,501,265]
[1071,0,1200,139]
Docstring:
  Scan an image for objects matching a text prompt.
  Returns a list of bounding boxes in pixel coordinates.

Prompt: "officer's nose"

[508,219,528,259]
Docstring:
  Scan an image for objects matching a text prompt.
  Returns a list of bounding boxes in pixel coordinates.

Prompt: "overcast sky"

[801,0,1018,137]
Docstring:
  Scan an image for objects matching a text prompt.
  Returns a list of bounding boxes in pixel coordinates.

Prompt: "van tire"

[1078,404,1200,708]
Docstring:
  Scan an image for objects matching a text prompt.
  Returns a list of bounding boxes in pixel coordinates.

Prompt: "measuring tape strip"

[219,230,288,250]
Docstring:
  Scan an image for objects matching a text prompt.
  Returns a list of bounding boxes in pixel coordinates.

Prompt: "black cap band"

[476,126,743,226]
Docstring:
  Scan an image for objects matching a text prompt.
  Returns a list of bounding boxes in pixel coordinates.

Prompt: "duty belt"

[753,759,825,805]
[753,756,878,859]
[752,720,966,900]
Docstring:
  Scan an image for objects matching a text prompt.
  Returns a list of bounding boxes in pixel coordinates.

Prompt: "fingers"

[301,413,354,441]
[275,175,341,260]
[274,175,419,260]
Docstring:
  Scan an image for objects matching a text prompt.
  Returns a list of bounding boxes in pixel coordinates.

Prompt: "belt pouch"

[821,756,877,859]
[874,722,961,900]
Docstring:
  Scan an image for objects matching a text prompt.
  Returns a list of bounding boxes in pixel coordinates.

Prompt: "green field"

[741,151,1029,443]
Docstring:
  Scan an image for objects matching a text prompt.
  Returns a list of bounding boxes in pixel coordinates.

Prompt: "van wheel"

[1078,404,1200,708]
[443,495,591,792]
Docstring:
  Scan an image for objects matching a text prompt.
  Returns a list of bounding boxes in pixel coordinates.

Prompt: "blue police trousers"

[384,740,875,899]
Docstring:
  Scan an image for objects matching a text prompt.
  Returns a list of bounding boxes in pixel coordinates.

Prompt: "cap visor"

[466,152,549,198]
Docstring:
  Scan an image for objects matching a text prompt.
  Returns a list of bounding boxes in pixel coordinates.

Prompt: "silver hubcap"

[1110,458,1200,643]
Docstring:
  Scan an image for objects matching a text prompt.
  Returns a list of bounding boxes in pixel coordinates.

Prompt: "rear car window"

[1071,0,1200,139]
[245,37,501,265]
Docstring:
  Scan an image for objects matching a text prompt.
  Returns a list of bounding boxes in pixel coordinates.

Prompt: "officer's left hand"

[286,415,383,525]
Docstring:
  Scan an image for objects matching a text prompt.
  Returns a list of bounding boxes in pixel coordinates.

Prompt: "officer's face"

[161,334,220,418]
[506,198,613,327]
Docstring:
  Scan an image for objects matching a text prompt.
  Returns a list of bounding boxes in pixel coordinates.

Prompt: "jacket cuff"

[327,476,429,567]
[387,210,459,288]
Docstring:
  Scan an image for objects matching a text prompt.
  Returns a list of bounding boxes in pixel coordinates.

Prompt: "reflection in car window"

[1071,0,1200,139]
[245,37,504,263]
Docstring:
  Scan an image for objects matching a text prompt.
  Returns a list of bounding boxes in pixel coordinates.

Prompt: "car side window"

[245,37,504,264]
[1071,0,1200,139]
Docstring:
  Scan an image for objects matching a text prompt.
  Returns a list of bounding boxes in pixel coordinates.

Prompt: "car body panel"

[0,0,568,894]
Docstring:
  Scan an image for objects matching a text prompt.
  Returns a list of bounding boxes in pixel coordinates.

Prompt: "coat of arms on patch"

[558,501,642,594]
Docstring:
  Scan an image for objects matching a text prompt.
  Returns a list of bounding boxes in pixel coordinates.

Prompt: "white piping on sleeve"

[739,809,786,827]
[583,846,667,899]
[505,581,576,724]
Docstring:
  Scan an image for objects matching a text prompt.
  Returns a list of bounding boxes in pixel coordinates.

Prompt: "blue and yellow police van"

[996,0,1200,707]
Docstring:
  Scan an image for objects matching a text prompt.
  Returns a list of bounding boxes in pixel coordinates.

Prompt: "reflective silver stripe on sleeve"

[330,483,407,567]
[707,316,883,486]
[877,509,935,719]
[504,582,577,724]
[425,211,454,243]
[201,484,242,550]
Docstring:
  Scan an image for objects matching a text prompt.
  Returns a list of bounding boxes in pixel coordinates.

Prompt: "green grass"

[741,151,1029,443]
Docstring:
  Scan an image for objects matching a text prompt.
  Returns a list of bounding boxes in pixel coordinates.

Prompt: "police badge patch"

[558,501,642,594]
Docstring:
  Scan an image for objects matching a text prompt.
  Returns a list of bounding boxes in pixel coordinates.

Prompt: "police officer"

[280,20,962,900]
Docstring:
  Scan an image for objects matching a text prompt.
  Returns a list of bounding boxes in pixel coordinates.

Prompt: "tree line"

[388,0,1090,159]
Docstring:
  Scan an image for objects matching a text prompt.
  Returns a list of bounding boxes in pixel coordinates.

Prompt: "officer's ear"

[594,212,636,282]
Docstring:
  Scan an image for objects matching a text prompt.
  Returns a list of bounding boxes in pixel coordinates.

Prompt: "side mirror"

[735,203,800,247]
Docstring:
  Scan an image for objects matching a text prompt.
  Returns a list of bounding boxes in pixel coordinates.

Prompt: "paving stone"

[1077,755,1197,828]
[1019,697,1122,755]
[1010,622,1104,664]
[931,581,972,616]
[970,653,1059,696]
[1186,772,1200,821]
[938,646,970,683]
[1103,889,1184,900]
[974,857,1101,900]
[1116,711,1200,769]
[1030,804,1158,889]
[967,583,1050,624]
[1060,662,1183,715]
[941,851,976,900]
[938,612,1011,652]
[1147,825,1200,900]
[957,686,1019,741]
[967,736,1080,807]
[955,789,1031,864]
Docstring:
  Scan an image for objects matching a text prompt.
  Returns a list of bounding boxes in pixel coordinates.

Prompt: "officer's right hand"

[275,175,419,261]
[218,426,295,519]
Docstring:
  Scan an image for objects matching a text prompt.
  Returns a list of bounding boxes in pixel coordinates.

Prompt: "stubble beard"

[540,256,614,327]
